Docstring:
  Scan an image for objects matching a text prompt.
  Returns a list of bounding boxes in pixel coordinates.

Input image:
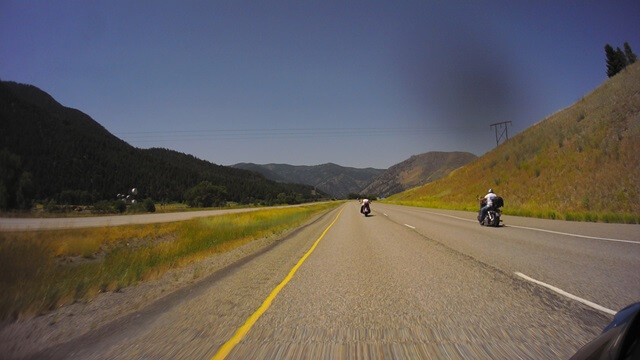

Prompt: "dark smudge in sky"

[400,13,523,132]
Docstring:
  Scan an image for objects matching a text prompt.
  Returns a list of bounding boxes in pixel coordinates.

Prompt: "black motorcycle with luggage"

[478,196,503,227]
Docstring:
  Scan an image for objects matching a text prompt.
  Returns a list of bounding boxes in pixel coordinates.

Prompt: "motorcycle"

[478,196,503,227]
[361,203,371,217]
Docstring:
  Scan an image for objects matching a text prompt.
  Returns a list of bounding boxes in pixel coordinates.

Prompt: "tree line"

[605,42,637,78]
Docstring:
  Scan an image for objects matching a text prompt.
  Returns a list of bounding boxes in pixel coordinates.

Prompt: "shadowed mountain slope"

[233,163,385,198]
[0,81,319,205]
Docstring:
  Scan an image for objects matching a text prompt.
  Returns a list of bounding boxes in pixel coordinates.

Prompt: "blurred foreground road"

[25,202,640,359]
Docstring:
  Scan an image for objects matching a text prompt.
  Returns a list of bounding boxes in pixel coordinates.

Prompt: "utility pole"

[490,121,512,147]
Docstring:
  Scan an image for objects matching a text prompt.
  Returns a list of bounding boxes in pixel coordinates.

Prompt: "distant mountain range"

[232,163,385,199]
[233,153,477,199]
[361,152,477,198]
[0,81,320,207]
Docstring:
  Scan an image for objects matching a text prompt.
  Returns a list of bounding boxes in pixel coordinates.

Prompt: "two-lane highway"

[16,202,638,359]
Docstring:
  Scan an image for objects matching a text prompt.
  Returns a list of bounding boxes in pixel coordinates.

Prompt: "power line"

[115,126,483,143]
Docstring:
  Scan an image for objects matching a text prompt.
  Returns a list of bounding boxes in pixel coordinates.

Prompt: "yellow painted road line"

[212,206,345,360]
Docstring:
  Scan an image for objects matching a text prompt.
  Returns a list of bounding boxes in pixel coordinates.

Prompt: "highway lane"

[373,203,640,313]
[24,201,623,359]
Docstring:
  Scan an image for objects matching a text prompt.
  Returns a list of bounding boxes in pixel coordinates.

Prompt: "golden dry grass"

[0,202,340,320]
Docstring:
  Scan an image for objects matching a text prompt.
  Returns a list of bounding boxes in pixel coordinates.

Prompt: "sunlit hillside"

[387,62,640,222]
[361,151,477,198]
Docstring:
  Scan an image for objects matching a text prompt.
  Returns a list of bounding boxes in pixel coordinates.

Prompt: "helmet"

[488,189,494,193]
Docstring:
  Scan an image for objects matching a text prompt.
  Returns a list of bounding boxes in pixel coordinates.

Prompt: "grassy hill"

[386,62,640,223]
[0,81,321,207]
[232,162,385,198]
[361,151,477,198]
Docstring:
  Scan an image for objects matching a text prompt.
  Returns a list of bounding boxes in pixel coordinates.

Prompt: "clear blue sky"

[2,1,638,168]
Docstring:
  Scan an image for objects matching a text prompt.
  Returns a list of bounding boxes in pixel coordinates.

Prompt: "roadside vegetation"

[385,62,640,224]
[0,202,340,321]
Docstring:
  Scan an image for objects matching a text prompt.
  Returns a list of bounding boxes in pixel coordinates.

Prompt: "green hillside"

[0,81,321,208]
[387,63,640,223]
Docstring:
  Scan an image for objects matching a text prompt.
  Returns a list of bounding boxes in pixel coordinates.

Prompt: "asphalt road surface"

[30,202,640,359]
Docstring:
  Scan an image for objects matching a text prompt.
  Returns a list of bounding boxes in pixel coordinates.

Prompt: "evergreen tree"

[605,44,619,77]
[184,181,227,207]
[16,172,34,210]
[0,149,34,210]
[605,44,628,77]
[624,42,637,64]
[616,47,628,68]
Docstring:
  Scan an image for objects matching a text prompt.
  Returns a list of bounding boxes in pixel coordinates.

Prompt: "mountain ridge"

[232,162,385,198]
[0,81,321,207]
[362,151,477,198]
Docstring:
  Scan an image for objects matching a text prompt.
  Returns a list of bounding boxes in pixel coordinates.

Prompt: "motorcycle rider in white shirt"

[478,189,498,224]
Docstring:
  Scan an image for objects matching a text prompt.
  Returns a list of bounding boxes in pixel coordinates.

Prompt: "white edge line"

[508,225,640,245]
[419,210,639,244]
[404,224,416,229]
[515,272,616,316]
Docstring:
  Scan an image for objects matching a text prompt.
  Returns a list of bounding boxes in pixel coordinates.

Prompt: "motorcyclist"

[478,189,498,224]
[361,198,371,214]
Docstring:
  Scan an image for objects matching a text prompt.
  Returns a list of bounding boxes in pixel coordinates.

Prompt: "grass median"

[0,202,341,321]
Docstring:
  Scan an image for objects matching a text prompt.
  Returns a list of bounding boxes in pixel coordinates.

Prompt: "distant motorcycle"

[361,203,371,217]
[478,196,503,227]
